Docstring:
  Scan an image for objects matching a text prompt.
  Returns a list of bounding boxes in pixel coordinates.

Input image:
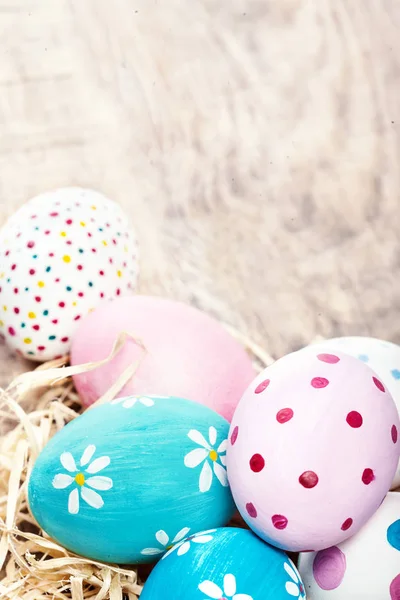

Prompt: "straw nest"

[0,329,273,599]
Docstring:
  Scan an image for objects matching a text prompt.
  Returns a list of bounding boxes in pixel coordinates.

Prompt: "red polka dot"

[13,307,19,314]
[311,377,329,388]
[246,503,257,518]
[255,379,270,394]
[29,269,35,276]
[33,325,40,331]
[66,240,72,245]
[11,264,16,271]
[45,230,50,235]
[392,425,398,444]
[14,288,18,294]
[59,302,65,308]
[27,241,35,249]
[299,471,319,488]
[276,408,294,423]
[66,219,73,225]
[373,376,385,392]
[346,411,363,428]
[52,319,58,324]
[49,212,59,217]
[317,353,340,364]
[249,454,265,472]
[8,327,16,336]
[362,468,375,485]
[91,248,97,253]
[49,253,54,257]
[99,270,105,276]
[77,265,83,271]
[78,292,84,297]
[100,292,105,298]
[272,514,288,530]
[61,337,69,343]
[74,315,81,321]
[35,296,41,303]
[116,289,121,296]
[87,232,92,237]
[55,278,60,283]
[112,239,117,245]
[37,346,45,351]
[341,518,353,531]
[5,250,10,256]
[109,258,114,264]
[230,425,239,445]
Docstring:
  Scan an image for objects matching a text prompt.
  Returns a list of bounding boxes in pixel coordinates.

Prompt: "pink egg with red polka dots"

[298,492,400,599]
[0,188,138,361]
[226,350,400,552]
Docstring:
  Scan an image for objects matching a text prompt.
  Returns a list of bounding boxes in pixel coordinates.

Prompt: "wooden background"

[1,0,400,386]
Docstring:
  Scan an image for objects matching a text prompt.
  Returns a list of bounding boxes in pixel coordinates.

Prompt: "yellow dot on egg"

[0,320,4,326]
[28,312,36,319]
[117,270,122,278]
[0,272,5,279]
[102,240,107,247]
[72,301,77,307]
[124,245,128,253]
[89,307,95,313]
[38,281,45,288]
[24,338,32,345]
[3,305,7,311]
[80,221,86,227]
[91,205,97,210]
[60,231,67,237]
[63,255,71,263]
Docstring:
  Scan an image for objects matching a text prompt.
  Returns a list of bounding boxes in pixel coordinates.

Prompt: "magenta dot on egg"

[362,468,375,485]
[346,411,363,428]
[317,353,340,364]
[373,376,385,392]
[392,425,398,444]
[249,454,265,473]
[276,408,294,423]
[299,470,319,488]
[271,514,288,530]
[313,546,346,590]
[311,377,329,388]
[246,502,257,518]
[390,574,400,600]
[255,379,270,394]
[230,425,239,445]
[341,518,353,531]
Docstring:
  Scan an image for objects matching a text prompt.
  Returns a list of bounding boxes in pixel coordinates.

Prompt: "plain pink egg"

[70,296,256,421]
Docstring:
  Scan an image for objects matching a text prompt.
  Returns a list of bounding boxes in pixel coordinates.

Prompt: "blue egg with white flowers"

[140,527,306,600]
[28,395,235,563]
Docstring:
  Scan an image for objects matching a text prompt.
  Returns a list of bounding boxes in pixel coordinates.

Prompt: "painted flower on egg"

[140,527,191,557]
[52,444,112,514]
[284,562,306,598]
[162,529,216,559]
[198,574,253,600]
[184,426,228,492]
[111,395,155,408]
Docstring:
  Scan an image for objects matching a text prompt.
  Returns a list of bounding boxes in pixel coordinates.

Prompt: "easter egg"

[28,395,235,563]
[70,296,256,421]
[226,350,400,552]
[298,492,400,599]
[140,527,306,600]
[0,188,138,361]
[304,336,400,489]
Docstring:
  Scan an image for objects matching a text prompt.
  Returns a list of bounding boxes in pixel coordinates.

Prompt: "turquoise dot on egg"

[358,354,369,362]
[387,519,400,551]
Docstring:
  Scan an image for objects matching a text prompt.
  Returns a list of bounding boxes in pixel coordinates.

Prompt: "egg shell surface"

[226,349,400,552]
[140,526,306,600]
[28,395,235,564]
[298,492,400,599]
[70,296,256,421]
[304,336,400,489]
[0,188,138,361]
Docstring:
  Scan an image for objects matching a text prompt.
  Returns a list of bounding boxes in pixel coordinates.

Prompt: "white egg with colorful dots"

[0,188,138,361]
[305,337,400,489]
[298,492,400,599]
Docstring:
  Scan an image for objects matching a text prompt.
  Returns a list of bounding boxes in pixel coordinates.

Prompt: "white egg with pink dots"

[0,187,138,361]
[226,349,400,553]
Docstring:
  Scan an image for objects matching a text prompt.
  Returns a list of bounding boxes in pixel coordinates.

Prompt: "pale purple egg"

[226,350,400,552]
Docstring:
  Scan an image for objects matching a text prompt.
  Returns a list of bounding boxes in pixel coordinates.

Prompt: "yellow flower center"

[75,473,85,486]
[209,450,218,462]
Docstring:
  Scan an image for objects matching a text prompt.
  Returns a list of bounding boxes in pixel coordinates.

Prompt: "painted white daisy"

[184,426,228,493]
[140,527,191,557]
[284,561,306,598]
[162,529,216,560]
[52,445,112,515]
[111,395,155,408]
[199,574,253,600]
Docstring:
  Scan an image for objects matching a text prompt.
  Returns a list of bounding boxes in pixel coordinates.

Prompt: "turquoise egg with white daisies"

[140,527,306,600]
[28,395,235,564]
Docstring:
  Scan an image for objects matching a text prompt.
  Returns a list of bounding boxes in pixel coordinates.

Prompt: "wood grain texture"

[1,0,400,387]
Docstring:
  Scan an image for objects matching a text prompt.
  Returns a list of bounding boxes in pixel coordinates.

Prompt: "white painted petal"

[199,461,213,493]
[81,486,104,509]
[209,426,217,446]
[172,527,190,544]
[224,574,236,596]
[140,396,155,406]
[80,444,96,466]
[184,448,208,468]
[122,397,137,408]
[86,456,110,474]
[198,581,223,598]
[234,595,254,600]
[60,452,77,473]
[141,547,163,556]
[155,530,169,547]
[217,439,228,453]
[68,488,79,514]
[177,541,191,556]
[162,542,182,560]
[197,529,216,535]
[192,535,213,544]
[86,476,113,491]
[284,562,299,583]
[219,454,227,466]
[187,429,211,450]
[52,474,74,489]
[213,461,228,487]
[285,582,299,596]
[111,398,123,405]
